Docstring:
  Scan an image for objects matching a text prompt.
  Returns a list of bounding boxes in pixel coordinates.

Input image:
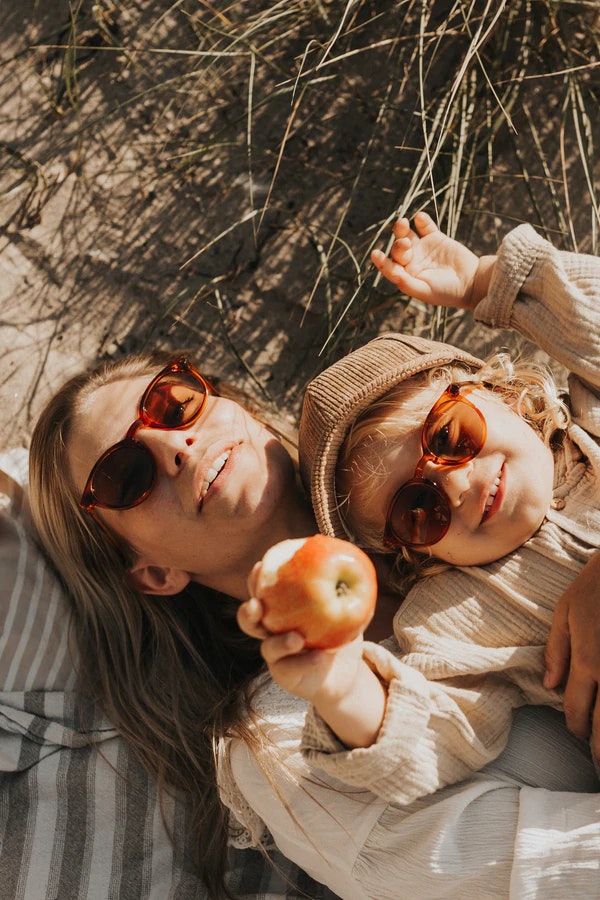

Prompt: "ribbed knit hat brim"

[299,333,484,539]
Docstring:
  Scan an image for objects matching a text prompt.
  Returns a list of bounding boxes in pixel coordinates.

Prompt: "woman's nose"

[139,428,195,476]
[424,459,473,508]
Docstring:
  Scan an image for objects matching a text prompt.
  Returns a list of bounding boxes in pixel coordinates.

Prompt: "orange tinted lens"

[91,443,155,509]
[387,481,451,547]
[143,372,207,428]
[423,396,485,462]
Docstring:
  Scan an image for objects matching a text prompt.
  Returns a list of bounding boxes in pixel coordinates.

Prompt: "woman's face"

[343,384,555,566]
[68,372,302,597]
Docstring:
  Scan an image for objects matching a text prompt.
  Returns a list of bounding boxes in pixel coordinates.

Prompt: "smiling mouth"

[199,449,231,507]
[481,466,504,522]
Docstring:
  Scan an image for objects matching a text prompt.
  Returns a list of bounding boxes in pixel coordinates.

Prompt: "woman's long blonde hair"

[28,351,277,898]
[338,352,570,595]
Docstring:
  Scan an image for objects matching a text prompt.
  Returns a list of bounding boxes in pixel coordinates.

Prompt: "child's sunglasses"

[383,382,487,549]
[80,356,214,514]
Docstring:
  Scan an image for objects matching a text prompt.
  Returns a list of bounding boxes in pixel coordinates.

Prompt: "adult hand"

[544,551,600,761]
[371,211,495,310]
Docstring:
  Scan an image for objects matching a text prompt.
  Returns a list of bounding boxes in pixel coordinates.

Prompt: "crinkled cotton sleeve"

[475,224,600,431]
[301,639,534,804]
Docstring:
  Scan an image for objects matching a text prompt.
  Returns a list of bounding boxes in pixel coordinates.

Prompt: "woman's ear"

[125,562,191,596]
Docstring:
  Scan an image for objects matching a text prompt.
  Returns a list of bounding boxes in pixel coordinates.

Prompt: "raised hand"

[371,211,493,310]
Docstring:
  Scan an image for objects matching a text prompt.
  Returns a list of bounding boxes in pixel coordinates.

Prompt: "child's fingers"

[260,630,306,666]
[246,560,262,598]
[237,596,270,640]
[413,210,438,236]
[263,639,328,697]
[391,212,438,244]
[390,236,414,266]
[371,249,432,302]
[371,248,408,284]
[392,217,412,240]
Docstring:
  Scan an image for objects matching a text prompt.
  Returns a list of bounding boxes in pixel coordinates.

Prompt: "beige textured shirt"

[302,224,600,804]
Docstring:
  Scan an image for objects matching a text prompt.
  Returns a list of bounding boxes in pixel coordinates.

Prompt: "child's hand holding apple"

[238,535,386,749]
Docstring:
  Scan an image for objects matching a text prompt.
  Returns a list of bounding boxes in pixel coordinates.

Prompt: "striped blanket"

[0,454,336,899]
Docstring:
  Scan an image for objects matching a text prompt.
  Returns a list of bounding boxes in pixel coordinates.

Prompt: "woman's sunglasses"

[383,382,487,549]
[80,356,213,514]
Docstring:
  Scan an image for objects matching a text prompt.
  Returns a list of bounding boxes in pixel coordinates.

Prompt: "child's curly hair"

[336,351,570,595]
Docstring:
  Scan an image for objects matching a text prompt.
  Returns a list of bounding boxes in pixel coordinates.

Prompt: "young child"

[241,214,600,806]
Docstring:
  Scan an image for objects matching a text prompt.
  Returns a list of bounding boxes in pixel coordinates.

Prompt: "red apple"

[254,534,377,649]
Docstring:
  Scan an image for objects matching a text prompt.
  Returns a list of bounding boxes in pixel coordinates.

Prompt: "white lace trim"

[218,736,274,849]
[217,675,310,850]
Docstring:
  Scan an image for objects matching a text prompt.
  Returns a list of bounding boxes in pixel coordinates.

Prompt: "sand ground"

[1,2,598,454]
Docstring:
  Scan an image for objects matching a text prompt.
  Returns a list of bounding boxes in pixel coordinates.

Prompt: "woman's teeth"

[200,450,231,499]
[484,472,501,511]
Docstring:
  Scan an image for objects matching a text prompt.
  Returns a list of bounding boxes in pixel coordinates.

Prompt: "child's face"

[341,383,555,566]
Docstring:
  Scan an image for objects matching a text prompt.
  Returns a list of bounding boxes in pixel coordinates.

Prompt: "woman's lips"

[200,450,231,498]
[197,445,236,510]
[481,464,505,523]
